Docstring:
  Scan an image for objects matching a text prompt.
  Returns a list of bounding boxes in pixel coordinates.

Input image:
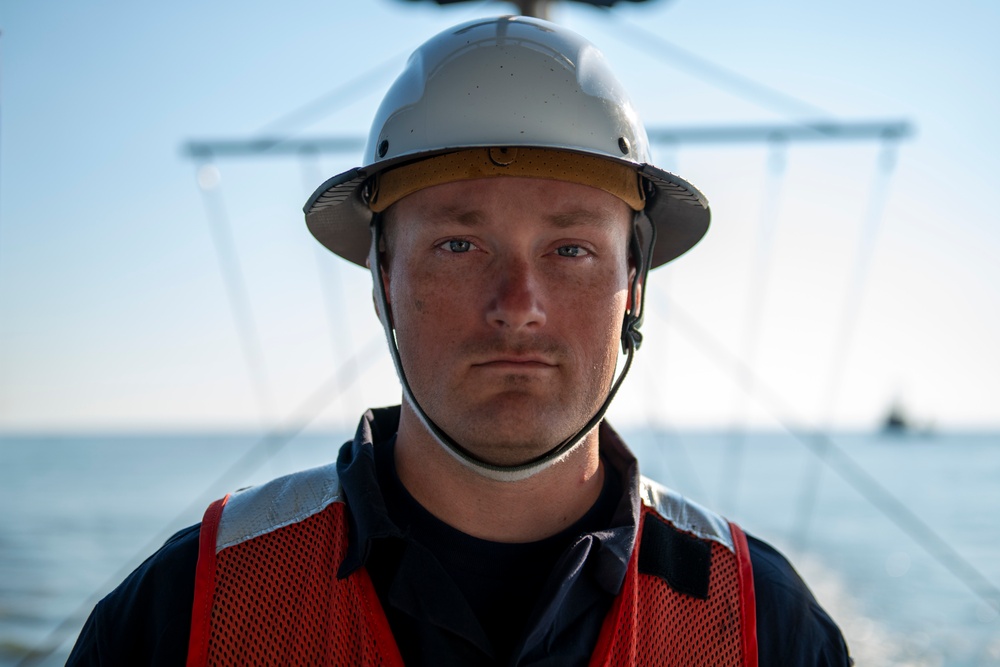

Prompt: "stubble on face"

[380,177,634,467]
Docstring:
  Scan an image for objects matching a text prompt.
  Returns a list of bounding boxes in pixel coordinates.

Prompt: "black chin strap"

[369,212,655,482]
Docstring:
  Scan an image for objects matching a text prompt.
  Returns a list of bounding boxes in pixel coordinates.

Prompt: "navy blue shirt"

[68,407,851,666]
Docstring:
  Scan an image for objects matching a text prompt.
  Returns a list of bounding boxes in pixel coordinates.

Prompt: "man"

[69,16,851,666]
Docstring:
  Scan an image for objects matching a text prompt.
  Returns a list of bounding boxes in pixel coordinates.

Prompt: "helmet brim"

[303,161,710,269]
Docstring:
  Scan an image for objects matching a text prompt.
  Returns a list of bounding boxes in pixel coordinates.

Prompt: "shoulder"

[638,477,851,666]
[215,461,343,550]
[639,476,735,550]
[68,464,346,666]
[67,524,200,666]
[747,534,853,666]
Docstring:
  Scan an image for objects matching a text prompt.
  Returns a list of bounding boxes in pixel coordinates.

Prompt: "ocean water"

[1,429,998,665]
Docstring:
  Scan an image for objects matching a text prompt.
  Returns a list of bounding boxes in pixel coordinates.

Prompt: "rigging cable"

[16,336,385,666]
[298,152,369,416]
[21,49,414,661]
[634,140,707,500]
[720,139,788,515]
[184,48,414,428]
[183,51,409,162]
[254,54,404,138]
[594,8,833,123]
[22,50,425,666]
[639,281,708,501]
[196,162,275,424]
[790,137,902,550]
[655,297,1000,616]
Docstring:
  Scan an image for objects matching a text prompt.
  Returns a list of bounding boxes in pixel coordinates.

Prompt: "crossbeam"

[182,120,914,160]
[646,120,914,144]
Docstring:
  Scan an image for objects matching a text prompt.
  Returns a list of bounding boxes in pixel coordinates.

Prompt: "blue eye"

[557,245,585,257]
[446,240,472,253]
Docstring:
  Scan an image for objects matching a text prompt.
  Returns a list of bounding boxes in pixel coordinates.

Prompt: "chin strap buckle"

[621,314,643,354]
[621,213,653,355]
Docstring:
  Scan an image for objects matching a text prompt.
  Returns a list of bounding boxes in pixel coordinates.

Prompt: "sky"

[1,0,998,433]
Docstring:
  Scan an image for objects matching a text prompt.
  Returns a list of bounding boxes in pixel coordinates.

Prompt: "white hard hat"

[304,15,710,268]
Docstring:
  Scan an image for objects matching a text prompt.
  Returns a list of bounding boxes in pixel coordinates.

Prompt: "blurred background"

[1,0,998,664]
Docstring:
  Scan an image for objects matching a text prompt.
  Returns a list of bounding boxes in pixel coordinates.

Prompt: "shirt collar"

[336,405,404,577]
[336,405,640,595]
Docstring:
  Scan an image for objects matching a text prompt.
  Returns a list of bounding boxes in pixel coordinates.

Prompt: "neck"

[394,404,605,543]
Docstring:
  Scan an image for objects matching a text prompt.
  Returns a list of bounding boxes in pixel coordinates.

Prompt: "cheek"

[388,260,461,336]
[599,291,630,345]
[558,278,629,346]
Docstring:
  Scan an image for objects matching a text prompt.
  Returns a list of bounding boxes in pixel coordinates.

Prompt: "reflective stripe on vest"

[187,467,756,666]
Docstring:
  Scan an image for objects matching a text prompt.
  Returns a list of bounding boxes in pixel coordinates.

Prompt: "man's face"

[382,176,635,466]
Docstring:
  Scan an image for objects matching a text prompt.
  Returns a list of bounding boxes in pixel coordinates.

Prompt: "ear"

[627,263,642,313]
[367,252,394,326]
[625,212,648,315]
[366,255,379,319]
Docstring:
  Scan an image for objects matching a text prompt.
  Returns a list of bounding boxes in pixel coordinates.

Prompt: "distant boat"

[882,403,909,433]
[880,402,933,436]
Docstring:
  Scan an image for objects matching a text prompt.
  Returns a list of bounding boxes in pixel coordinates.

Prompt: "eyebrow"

[421,205,485,227]
[421,205,620,230]
[546,209,621,230]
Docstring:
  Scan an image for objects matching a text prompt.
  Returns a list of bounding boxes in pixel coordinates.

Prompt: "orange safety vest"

[186,464,757,666]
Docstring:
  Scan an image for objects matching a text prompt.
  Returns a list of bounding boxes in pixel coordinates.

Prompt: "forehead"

[386,177,633,234]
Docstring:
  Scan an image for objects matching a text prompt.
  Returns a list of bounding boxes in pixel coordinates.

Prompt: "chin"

[444,412,586,462]
[419,386,603,455]
[458,436,556,468]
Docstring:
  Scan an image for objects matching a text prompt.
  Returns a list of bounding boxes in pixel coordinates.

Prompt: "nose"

[486,256,546,331]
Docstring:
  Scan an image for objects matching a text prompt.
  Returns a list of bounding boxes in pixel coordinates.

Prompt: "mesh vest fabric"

[589,507,756,667]
[191,500,404,666]
[188,491,755,666]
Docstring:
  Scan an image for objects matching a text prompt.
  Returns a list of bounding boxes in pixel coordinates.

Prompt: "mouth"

[471,356,557,370]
